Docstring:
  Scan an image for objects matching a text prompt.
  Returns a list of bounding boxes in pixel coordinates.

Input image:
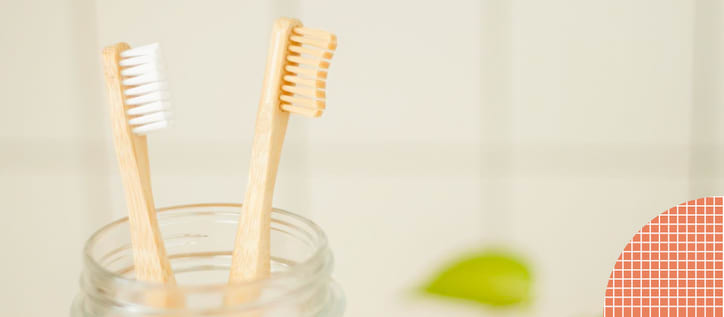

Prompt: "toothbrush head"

[119,43,171,135]
[281,26,337,118]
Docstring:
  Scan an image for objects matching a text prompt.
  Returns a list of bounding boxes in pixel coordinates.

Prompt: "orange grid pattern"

[604,197,724,316]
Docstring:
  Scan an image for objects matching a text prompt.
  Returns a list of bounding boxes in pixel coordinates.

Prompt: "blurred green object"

[423,249,532,307]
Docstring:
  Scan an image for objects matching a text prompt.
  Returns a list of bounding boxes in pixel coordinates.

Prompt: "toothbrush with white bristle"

[101,42,182,308]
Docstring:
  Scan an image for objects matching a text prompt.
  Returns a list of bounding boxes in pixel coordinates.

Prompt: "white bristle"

[119,43,170,135]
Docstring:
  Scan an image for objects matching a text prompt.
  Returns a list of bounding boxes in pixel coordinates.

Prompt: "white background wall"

[2,1,723,316]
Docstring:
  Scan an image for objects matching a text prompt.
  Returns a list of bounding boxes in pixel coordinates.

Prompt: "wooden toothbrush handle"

[227,102,290,296]
[224,105,289,316]
[102,43,183,309]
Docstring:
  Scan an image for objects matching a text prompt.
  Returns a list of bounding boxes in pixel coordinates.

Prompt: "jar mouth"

[82,203,331,302]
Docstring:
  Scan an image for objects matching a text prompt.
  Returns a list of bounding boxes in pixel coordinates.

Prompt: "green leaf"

[423,250,533,307]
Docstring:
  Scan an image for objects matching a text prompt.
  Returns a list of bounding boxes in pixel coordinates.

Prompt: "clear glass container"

[71,203,345,316]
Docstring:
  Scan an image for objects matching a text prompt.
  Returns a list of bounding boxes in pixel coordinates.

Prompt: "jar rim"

[82,203,331,295]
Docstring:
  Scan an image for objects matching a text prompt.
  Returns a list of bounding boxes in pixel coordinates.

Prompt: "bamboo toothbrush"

[227,17,337,303]
[102,42,181,307]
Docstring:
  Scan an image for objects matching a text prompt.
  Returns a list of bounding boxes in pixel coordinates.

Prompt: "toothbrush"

[227,17,337,303]
[101,43,181,307]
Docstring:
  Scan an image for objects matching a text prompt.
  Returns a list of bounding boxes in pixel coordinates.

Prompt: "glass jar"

[71,203,345,316]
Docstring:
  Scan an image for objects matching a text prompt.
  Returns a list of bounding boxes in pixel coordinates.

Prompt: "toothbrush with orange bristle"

[226,17,337,305]
[101,42,182,308]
